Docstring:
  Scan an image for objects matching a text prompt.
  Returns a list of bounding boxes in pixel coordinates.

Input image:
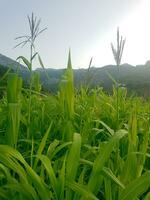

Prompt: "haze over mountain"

[0,54,26,70]
[0,53,150,96]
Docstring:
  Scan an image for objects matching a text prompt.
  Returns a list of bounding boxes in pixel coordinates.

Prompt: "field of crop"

[0,51,149,199]
[0,15,150,200]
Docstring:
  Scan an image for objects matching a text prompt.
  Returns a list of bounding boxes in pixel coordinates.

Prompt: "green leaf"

[0,145,50,200]
[17,56,31,71]
[31,52,38,61]
[38,154,58,199]
[66,133,81,199]
[57,154,66,200]
[88,129,127,193]
[66,180,99,200]
[66,133,81,182]
[102,167,125,189]
[38,54,45,69]
[33,122,52,169]
[119,171,150,200]
[47,139,60,159]
[144,192,150,200]
[104,178,112,200]
[0,67,11,82]
[94,120,114,136]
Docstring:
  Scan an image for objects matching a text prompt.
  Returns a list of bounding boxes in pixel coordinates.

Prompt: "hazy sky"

[0,0,149,69]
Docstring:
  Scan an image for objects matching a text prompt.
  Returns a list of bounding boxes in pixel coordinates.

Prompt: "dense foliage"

[0,53,149,200]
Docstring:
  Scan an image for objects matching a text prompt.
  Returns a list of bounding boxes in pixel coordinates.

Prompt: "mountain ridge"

[0,53,27,71]
[0,53,150,96]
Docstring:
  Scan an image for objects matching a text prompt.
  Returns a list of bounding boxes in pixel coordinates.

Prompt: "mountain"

[35,63,150,96]
[0,54,27,70]
[0,53,150,96]
[0,53,30,83]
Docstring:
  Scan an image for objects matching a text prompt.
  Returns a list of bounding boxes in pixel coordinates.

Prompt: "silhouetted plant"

[14,13,47,139]
[111,27,126,67]
[111,28,126,129]
[15,12,47,71]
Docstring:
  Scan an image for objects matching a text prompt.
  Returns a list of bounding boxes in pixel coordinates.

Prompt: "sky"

[0,0,150,69]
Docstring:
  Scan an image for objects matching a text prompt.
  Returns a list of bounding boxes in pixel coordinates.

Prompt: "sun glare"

[86,0,150,67]
[120,0,150,65]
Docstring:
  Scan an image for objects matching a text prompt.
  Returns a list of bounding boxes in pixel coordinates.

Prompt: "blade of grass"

[119,171,150,200]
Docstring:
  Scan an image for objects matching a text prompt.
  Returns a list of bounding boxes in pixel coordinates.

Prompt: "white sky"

[0,0,149,69]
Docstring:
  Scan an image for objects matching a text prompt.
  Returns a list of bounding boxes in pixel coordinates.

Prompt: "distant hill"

[0,53,150,96]
[0,54,27,70]
[0,53,30,82]
[36,63,150,96]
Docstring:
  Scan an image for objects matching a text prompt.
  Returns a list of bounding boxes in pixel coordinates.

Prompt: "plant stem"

[27,44,33,139]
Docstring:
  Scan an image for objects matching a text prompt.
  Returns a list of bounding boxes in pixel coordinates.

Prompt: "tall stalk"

[27,44,33,139]
[111,28,126,129]
[15,13,47,139]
